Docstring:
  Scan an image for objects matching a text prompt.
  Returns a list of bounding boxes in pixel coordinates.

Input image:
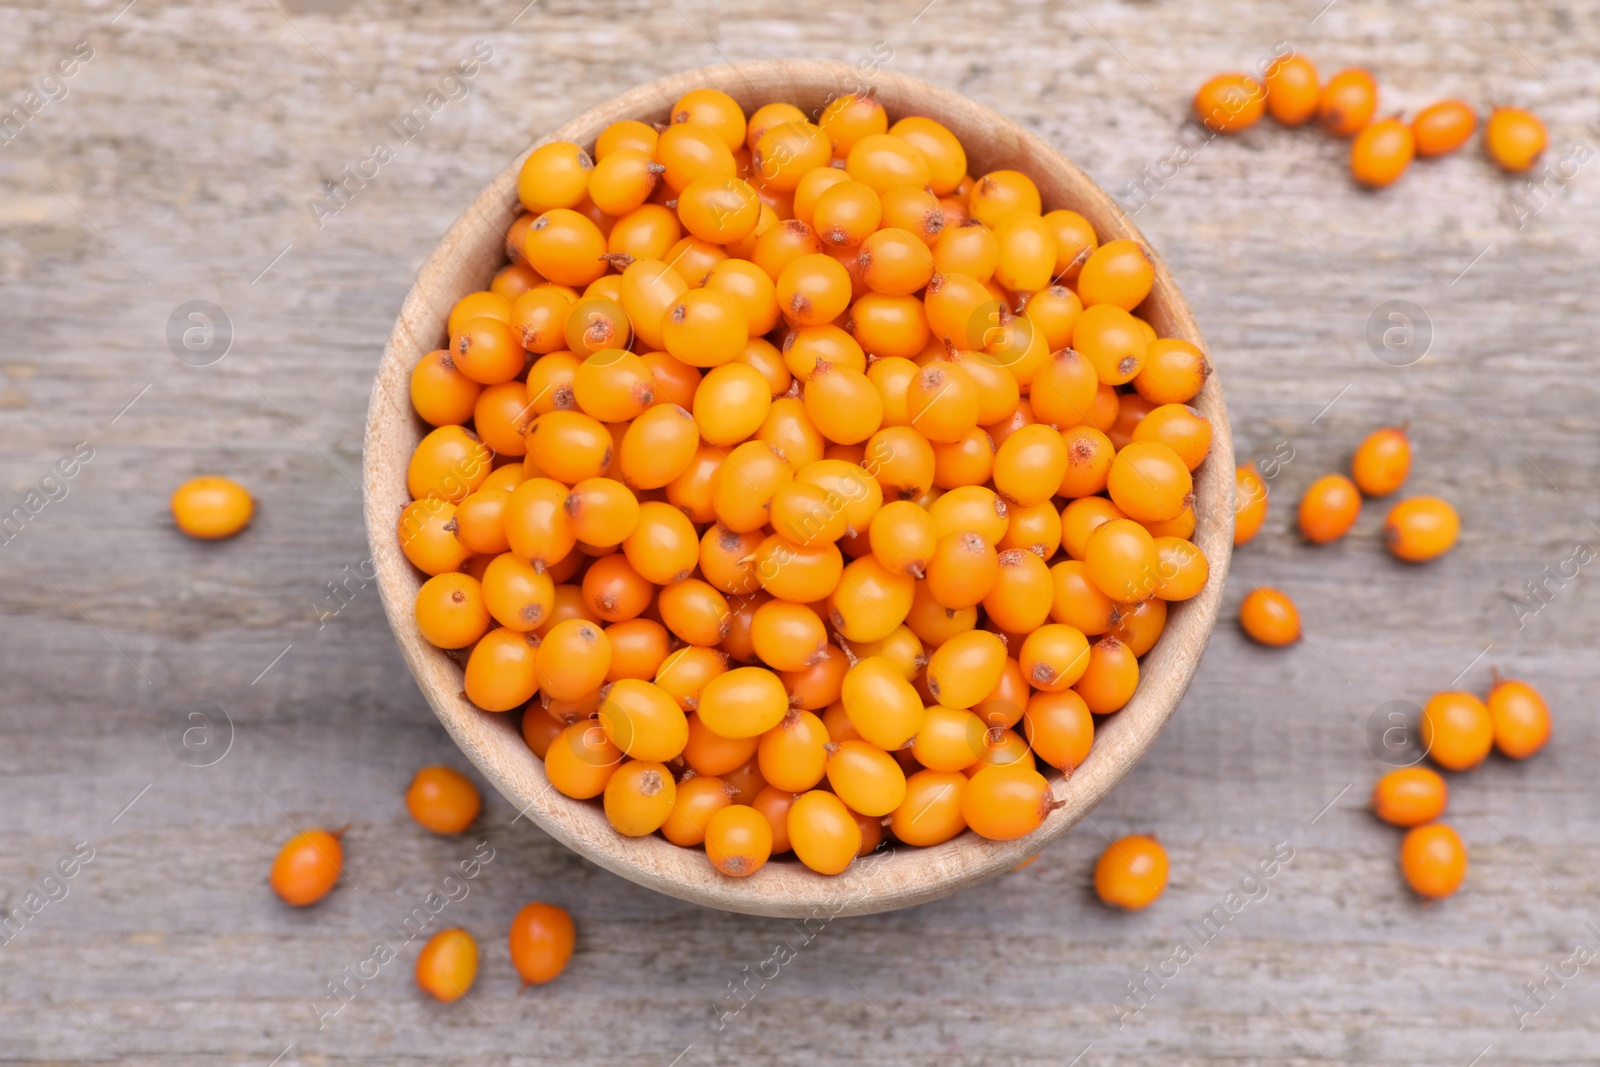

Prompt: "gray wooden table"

[2,1,1596,1064]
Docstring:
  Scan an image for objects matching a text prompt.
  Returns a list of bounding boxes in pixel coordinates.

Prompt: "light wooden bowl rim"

[364,59,1233,918]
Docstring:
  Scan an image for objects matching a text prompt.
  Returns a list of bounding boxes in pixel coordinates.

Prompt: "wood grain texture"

[366,58,1234,918]
[1,0,1597,1063]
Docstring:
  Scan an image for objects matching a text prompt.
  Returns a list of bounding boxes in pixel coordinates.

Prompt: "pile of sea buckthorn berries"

[269,765,577,999]
[400,86,1216,878]
[1233,425,1460,648]
[1194,58,1547,187]
[1371,670,1551,899]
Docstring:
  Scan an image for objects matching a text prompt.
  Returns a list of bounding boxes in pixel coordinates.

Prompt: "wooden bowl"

[364,60,1233,918]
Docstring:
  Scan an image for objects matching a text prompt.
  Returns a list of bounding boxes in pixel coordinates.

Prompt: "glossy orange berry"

[1058,495,1122,561]
[678,176,763,244]
[1133,338,1207,406]
[1153,537,1209,601]
[705,259,780,335]
[415,928,478,1002]
[1385,497,1459,562]
[595,118,659,160]
[602,760,678,836]
[1072,306,1146,388]
[655,122,737,193]
[865,424,936,500]
[270,829,343,906]
[508,901,575,985]
[1194,73,1266,133]
[1238,587,1299,647]
[1263,54,1320,125]
[694,666,788,740]
[1233,464,1269,547]
[415,572,491,650]
[818,92,888,156]
[776,253,853,326]
[999,500,1063,560]
[810,180,882,250]
[1094,834,1168,909]
[993,214,1056,294]
[904,362,979,444]
[854,228,935,297]
[909,705,986,773]
[1028,350,1098,432]
[1109,595,1167,656]
[704,805,774,877]
[1486,674,1551,759]
[928,427,995,490]
[968,170,1041,227]
[1128,403,1210,472]
[662,287,748,369]
[746,600,826,673]
[598,678,688,762]
[981,549,1054,633]
[1371,766,1448,828]
[499,478,573,571]
[1082,518,1159,602]
[1318,68,1378,137]
[609,204,682,263]
[828,555,916,645]
[450,315,525,386]
[1050,429,1111,502]
[1072,634,1139,713]
[845,625,926,683]
[866,500,937,578]
[586,147,662,216]
[919,631,1002,710]
[825,739,907,817]
[889,116,966,195]
[525,208,608,288]
[604,617,672,682]
[962,763,1051,841]
[517,141,592,213]
[397,499,469,576]
[1077,239,1155,313]
[535,618,611,702]
[680,710,754,778]
[1485,107,1546,172]
[510,287,577,356]
[483,552,558,631]
[656,774,731,846]
[1298,473,1361,543]
[463,627,541,711]
[170,475,254,540]
[890,770,968,847]
[1348,426,1412,499]
[616,405,698,491]
[1107,440,1192,523]
[743,102,808,153]
[412,349,484,427]
[449,290,512,339]
[687,363,768,447]
[1048,559,1116,635]
[750,786,799,853]
[989,423,1066,507]
[712,441,793,533]
[1351,118,1415,188]
[1400,824,1467,899]
[564,477,639,549]
[838,655,924,750]
[1023,689,1094,771]
[756,708,830,792]
[544,721,622,799]
[803,361,884,445]
[570,349,650,423]
[1015,623,1089,692]
[842,132,930,195]
[1420,690,1493,771]
[850,293,932,361]
[668,87,745,148]
[924,531,998,611]
[933,219,999,281]
[1413,99,1478,157]
[787,790,862,874]
[751,121,831,191]
[408,426,492,505]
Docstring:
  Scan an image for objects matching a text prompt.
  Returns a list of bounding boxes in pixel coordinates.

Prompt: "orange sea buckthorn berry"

[752,219,824,283]
[803,361,884,446]
[580,553,652,622]
[508,901,575,985]
[603,760,678,837]
[1351,426,1412,497]
[171,475,254,540]
[857,228,937,296]
[754,532,844,603]
[503,477,576,570]
[1486,673,1551,759]
[696,666,789,740]
[1109,595,1167,656]
[825,740,907,819]
[656,577,732,646]
[752,121,832,191]
[924,629,1006,710]
[572,349,651,423]
[595,681,681,764]
[992,423,1068,507]
[768,480,848,546]
[1485,107,1547,172]
[820,92,889,157]
[662,287,748,368]
[906,361,982,444]
[661,774,734,847]
[564,477,639,548]
[398,499,469,576]
[1239,587,1299,647]
[270,828,343,907]
[1072,304,1147,387]
[408,425,492,504]
[655,122,737,193]
[840,655,924,750]
[664,236,729,289]
[511,287,576,355]
[544,722,622,799]
[483,552,556,631]
[617,404,699,491]
[521,705,565,759]
[1018,623,1092,692]
[604,617,671,682]
[995,214,1056,294]
[609,204,682,263]
[1421,691,1493,771]
[926,532,999,611]
[889,116,966,195]
[564,296,632,359]
[1059,495,1124,561]
[692,362,771,446]
[999,500,1063,560]
[415,572,491,649]
[1194,73,1266,133]
[879,185,945,244]
[845,625,925,683]
[1298,473,1361,543]
[1077,239,1155,312]
[1021,288,1082,355]
[1351,118,1416,188]
[1029,349,1099,430]
[968,170,1041,227]
[405,766,481,835]
[1413,100,1478,157]
[1094,834,1168,909]
[866,424,936,499]
[518,141,592,213]
[1153,536,1209,601]
[1318,68,1378,137]
[712,441,793,533]
[757,708,830,792]
[415,928,478,1002]
[1400,824,1467,899]
[1263,54,1320,125]
[1107,440,1192,523]
[705,805,774,877]
[1385,497,1459,562]
[1132,403,1212,471]
[452,315,525,386]
[963,763,1052,841]
[1083,518,1160,603]
[617,258,687,351]
[983,548,1054,633]
[1134,338,1208,406]
[930,427,996,490]
[681,709,754,776]
[1040,210,1096,286]
[851,293,932,361]
[536,618,611,701]
[785,324,865,381]
[911,705,987,772]
[1056,427,1114,501]
[777,253,853,327]
[868,500,938,577]
[749,600,828,673]
[464,627,541,711]
[525,209,608,288]
[412,349,483,427]
[678,176,763,244]
[472,383,532,457]
[449,291,512,338]
[788,790,862,874]
[890,769,968,847]
[780,642,848,711]
[1073,634,1139,713]
[933,219,999,281]
[705,258,780,335]
[844,132,932,195]
[586,147,662,216]
[745,101,808,152]
[596,118,659,160]
[904,577,978,646]
[1371,766,1448,828]
[1049,559,1117,635]
[670,87,746,149]
[1023,689,1095,771]
[752,786,798,853]
[1234,464,1269,547]
[812,180,883,249]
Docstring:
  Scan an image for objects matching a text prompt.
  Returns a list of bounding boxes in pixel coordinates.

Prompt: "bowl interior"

[364,59,1233,918]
